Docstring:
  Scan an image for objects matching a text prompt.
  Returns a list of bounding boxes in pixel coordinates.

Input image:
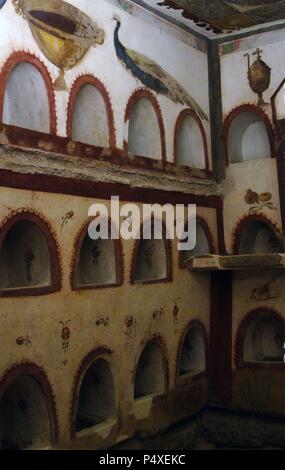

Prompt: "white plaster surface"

[0,0,211,164]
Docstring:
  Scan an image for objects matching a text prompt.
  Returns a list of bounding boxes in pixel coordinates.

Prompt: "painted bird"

[113,15,208,121]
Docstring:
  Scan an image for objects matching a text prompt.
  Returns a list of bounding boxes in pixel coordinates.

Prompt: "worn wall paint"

[0,185,213,446]
[0,0,211,166]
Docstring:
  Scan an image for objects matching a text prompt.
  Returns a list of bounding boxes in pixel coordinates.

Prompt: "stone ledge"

[188,253,285,271]
[0,144,219,197]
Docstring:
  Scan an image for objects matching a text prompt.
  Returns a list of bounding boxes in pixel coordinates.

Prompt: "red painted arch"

[0,51,56,134]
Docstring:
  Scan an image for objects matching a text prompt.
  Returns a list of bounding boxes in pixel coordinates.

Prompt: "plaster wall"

[219,29,285,254]
[223,158,282,254]
[220,28,285,119]
[0,0,211,166]
[0,185,215,448]
[232,270,285,415]
[219,30,285,418]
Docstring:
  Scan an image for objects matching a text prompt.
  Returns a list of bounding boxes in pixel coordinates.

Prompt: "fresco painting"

[12,0,105,89]
[156,0,285,33]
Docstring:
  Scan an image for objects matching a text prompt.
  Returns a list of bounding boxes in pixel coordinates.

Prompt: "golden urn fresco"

[244,48,271,106]
[12,0,105,90]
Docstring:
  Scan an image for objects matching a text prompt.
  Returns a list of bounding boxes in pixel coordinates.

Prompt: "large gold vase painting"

[12,0,105,90]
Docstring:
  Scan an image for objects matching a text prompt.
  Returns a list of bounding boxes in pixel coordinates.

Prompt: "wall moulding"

[0,123,213,179]
[0,163,225,256]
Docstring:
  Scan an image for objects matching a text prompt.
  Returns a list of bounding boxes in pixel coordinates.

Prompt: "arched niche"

[73,222,122,289]
[75,358,116,432]
[134,340,166,399]
[0,220,52,291]
[227,109,272,163]
[71,83,109,147]
[180,219,212,266]
[237,219,282,254]
[0,365,56,450]
[178,324,206,378]
[244,316,284,363]
[2,62,50,133]
[236,309,285,367]
[132,219,171,283]
[175,111,207,168]
[127,96,162,160]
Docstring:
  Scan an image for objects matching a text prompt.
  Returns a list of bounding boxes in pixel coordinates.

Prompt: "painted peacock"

[113,15,208,121]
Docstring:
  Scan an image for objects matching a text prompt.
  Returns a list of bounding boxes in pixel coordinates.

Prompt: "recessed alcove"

[238,220,282,254]
[71,84,109,147]
[128,97,161,159]
[178,326,206,378]
[134,341,165,399]
[175,112,206,168]
[0,376,51,450]
[227,111,271,163]
[75,233,118,288]
[75,359,116,432]
[181,221,211,266]
[0,220,51,289]
[244,315,284,363]
[133,238,168,282]
[3,62,50,133]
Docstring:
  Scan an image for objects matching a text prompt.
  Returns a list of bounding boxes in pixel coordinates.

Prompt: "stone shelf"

[188,254,285,271]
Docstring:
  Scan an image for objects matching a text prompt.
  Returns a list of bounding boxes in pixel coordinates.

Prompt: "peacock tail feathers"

[126,48,208,121]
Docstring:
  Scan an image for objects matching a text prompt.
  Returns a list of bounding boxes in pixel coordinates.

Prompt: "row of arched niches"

[0,210,283,295]
[1,52,285,166]
[0,52,208,169]
[0,306,283,449]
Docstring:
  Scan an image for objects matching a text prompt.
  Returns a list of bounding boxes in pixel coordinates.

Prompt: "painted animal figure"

[113,15,208,121]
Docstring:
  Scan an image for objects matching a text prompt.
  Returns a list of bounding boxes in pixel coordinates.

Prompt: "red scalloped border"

[235,307,285,370]
[0,208,62,296]
[69,217,124,291]
[231,212,283,255]
[66,74,116,149]
[175,319,208,386]
[223,103,275,166]
[0,361,59,444]
[0,50,57,134]
[124,88,166,161]
[69,346,114,437]
[174,108,209,170]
